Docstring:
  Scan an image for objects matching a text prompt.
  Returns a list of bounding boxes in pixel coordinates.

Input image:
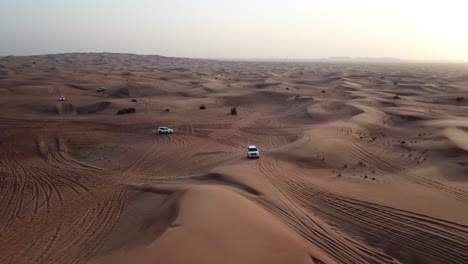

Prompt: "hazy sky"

[1,0,467,60]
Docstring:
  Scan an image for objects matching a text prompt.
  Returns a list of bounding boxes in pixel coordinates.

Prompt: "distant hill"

[315,57,401,63]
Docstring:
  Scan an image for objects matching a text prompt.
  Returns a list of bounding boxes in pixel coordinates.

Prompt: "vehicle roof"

[159,126,169,129]
[248,145,257,148]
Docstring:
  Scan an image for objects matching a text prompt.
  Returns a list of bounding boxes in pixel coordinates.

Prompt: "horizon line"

[1,52,468,64]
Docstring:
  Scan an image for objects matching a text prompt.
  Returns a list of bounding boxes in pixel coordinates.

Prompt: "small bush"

[200,105,206,110]
[131,99,138,102]
[230,107,237,115]
[117,108,136,115]
[164,108,170,112]
[321,90,326,93]
[456,97,465,102]
[393,95,401,100]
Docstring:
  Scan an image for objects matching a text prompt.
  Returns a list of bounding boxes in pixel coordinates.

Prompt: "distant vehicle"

[158,126,173,134]
[247,145,260,159]
[97,87,105,92]
[58,96,66,101]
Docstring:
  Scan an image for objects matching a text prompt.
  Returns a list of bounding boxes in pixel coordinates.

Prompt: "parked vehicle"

[158,126,173,134]
[247,145,260,159]
[97,87,105,92]
[58,96,66,101]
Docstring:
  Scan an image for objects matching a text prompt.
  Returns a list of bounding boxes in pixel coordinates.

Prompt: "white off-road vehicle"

[58,95,66,101]
[158,126,173,134]
[247,145,260,159]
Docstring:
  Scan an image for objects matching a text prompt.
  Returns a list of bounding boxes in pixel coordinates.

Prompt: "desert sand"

[0,53,468,264]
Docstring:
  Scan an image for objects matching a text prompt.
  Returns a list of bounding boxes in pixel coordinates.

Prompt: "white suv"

[158,127,173,134]
[247,145,260,159]
[58,96,66,101]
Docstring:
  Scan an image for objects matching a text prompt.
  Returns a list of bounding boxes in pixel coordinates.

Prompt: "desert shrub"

[131,99,138,102]
[200,105,206,110]
[321,90,326,93]
[121,72,131,76]
[117,108,136,115]
[393,95,401,99]
[456,97,465,102]
[164,108,170,112]
[230,107,237,115]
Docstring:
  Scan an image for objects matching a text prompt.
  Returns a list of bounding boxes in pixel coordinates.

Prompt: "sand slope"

[1,53,468,264]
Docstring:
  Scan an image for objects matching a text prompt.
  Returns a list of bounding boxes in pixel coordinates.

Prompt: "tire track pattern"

[255,156,468,264]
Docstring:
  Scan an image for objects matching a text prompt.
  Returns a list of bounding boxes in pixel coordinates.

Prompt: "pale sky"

[1,0,467,61]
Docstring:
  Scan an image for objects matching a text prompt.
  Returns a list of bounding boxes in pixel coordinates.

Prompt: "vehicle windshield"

[248,147,258,151]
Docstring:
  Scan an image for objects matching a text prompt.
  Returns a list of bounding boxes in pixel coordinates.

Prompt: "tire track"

[255,157,396,264]
[351,142,468,203]
[287,174,468,264]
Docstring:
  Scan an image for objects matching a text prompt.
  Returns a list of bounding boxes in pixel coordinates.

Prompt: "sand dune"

[1,53,468,264]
